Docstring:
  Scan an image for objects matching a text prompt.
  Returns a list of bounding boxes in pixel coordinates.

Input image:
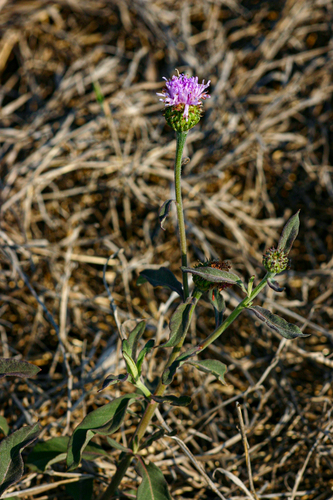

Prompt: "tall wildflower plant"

[3,74,307,499]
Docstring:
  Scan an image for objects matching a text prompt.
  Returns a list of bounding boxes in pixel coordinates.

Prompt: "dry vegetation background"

[1,0,333,498]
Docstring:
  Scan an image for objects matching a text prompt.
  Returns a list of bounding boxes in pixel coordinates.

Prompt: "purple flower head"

[157,73,210,121]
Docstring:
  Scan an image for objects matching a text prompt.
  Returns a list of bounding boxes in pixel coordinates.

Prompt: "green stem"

[134,289,202,443]
[175,131,189,300]
[198,272,274,352]
[99,453,133,500]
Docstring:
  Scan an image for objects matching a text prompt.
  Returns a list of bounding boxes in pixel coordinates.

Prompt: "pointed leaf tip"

[159,199,175,231]
[277,211,300,255]
[267,278,285,293]
[139,267,183,298]
[0,358,41,379]
[250,306,310,340]
[189,359,227,384]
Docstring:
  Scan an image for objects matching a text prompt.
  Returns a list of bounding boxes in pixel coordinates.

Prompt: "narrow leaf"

[267,278,285,293]
[162,297,195,348]
[182,266,247,294]
[27,437,109,472]
[277,210,300,255]
[126,321,146,361]
[136,340,155,375]
[136,459,172,500]
[67,394,137,470]
[159,199,175,231]
[99,373,129,392]
[0,358,40,379]
[189,359,227,384]
[0,422,41,496]
[139,429,165,451]
[250,306,310,340]
[0,416,9,436]
[139,267,183,298]
[106,436,132,453]
[162,346,199,385]
[207,289,225,327]
[122,346,139,381]
[151,395,192,407]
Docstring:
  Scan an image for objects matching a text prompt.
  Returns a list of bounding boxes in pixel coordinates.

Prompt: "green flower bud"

[164,104,202,132]
[262,247,290,274]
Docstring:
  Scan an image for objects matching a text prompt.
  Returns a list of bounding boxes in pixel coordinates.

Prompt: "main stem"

[175,131,189,300]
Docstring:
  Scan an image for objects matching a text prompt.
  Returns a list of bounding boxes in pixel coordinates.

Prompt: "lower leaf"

[136,459,172,500]
[0,422,41,496]
[67,394,138,471]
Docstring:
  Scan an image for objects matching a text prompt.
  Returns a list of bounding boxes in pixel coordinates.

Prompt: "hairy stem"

[175,131,189,300]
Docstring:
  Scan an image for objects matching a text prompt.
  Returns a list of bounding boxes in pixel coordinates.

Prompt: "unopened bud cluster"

[262,247,290,274]
[193,260,232,292]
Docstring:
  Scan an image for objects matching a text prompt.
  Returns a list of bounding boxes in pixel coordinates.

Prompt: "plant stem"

[175,131,189,300]
[198,272,274,352]
[134,289,202,443]
[99,454,133,500]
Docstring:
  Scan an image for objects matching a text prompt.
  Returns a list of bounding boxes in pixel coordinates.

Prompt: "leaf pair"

[101,321,154,391]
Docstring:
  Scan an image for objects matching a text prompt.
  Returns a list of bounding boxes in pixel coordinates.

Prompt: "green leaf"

[0,416,9,436]
[67,394,137,471]
[162,346,199,386]
[267,278,285,293]
[151,395,192,407]
[138,267,183,299]
[136,459,172,500]
[27,436,109,472]
[189,359,227,384]
[0,358,40,379]
[162,297,195,348]
[0,422,41,496]
[106,436,131,453]
[139,429,165,452]
[250,306,310,340]
[122,344,139,381]
[159,199,175,231]
[136,340,155,375]
[99,373,129,392]
[277,210,300,255]
[207,289,225,327]
[66,477,93,500]
[182,266,247,294]
[126,321,146,361]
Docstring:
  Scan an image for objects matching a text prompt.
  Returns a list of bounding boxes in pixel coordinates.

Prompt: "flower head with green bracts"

[157,73,210,132]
